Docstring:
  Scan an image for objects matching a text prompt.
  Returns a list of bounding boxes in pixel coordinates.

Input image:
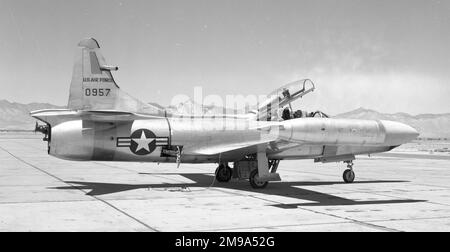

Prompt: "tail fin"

[68,38,163,115]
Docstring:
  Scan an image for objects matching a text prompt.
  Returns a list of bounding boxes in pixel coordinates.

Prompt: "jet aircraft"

[32,38,419,189]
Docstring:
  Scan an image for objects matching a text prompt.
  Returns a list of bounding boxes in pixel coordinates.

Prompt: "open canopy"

[256,79,316,121]
[266,79,315,107]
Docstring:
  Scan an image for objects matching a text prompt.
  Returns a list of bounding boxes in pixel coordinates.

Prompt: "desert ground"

[1,132,449,232]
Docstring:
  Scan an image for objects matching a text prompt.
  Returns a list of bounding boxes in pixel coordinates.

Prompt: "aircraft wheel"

[249,169,268,189]
[215,164,232,182]
[343,169,355,183]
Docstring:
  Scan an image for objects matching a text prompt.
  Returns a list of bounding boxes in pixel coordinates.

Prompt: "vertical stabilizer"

[68,38,163,115]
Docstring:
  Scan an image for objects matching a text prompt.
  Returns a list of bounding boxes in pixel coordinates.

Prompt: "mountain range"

[334,107,450,139]
[0,100,65,130]
[0,100,448,138]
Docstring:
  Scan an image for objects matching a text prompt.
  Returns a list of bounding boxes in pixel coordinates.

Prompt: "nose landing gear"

[343,160,355,183]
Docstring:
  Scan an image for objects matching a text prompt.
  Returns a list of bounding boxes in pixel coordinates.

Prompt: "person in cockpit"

[282,107,292,120]
[293,110,303,118]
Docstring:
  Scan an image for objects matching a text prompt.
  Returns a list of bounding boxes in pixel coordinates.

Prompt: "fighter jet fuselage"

[31,38,419,188]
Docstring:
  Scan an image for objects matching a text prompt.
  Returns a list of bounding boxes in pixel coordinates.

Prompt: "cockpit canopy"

[261,79,315,109]
[257,79,326,121]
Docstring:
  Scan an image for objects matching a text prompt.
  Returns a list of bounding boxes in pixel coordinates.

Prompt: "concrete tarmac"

[1,133,450,232]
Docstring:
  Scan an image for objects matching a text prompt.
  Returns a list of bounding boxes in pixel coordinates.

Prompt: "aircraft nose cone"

[381,120,419,145]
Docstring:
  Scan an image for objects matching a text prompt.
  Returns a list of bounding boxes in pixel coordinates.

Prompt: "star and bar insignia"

[117,129,169,155]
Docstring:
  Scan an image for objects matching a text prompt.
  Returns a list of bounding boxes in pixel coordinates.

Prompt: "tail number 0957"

[85,88,111,97]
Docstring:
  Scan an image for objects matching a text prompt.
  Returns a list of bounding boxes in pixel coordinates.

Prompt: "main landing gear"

[342,160,355,183]
[214,158,281,189]
[249,160,280,189]
[249,168,268,189]
[215,163,232,182]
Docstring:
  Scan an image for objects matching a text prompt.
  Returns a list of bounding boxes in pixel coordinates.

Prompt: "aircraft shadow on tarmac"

[52,173,425,208]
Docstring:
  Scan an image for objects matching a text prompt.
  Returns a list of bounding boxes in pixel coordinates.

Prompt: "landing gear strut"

[249,169,268,189]
[215,163,232,182]
[249,159,280,189]
[343,160,355,183]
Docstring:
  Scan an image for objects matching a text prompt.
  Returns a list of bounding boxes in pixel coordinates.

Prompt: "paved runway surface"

[1,133,450,231]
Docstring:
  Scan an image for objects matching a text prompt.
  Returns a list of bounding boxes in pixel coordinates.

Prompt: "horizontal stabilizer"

[30,109,160,126]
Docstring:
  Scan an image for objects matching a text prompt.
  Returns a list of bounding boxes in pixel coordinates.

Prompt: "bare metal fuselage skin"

[30,37,419,186]
[35,110,417,163]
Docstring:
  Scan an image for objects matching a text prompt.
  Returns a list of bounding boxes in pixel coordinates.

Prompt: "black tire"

[343,169,355,183]
[249,169,268,189]
[216,165,232,182]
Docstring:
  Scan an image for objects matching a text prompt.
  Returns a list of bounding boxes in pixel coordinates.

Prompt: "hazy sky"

[1,0,449,114]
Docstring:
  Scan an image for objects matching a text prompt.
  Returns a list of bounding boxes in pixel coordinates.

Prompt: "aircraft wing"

[190,138,276,155]
[183,121,286,156]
